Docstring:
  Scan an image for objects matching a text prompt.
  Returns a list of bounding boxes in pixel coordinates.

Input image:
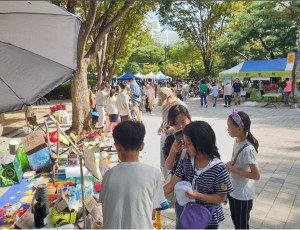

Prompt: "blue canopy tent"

[155,71,171,82]
[219,58,293,78]
[117,72,141,81]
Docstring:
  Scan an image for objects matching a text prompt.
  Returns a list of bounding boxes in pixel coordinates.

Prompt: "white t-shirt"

[117,91,129,116]
[224,84,233,95]
[146,88,155,102]
[229,140,257,200]
[106,96,118,115]
[99,162,166,229]
[96,90,108,106]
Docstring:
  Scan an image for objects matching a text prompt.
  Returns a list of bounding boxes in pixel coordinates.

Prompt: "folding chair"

[26,115,39,133]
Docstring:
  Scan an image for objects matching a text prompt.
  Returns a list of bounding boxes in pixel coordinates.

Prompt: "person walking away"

[105,88,119,133]
[129,78,142,121]
[226,110,260,229]
[117,82,131,122]
[199,80,208,107]
[176,81,183,101]
[224,82,233,107]
[95,82,110,128]
[146,83,155,115]
[283,77,292,105]
[233,78,242,105]
[163,105,192,229]
[211,82,219,107]
[182,82,189,101]
[157,87,187,181]
[164,121,233,229]
[100,121,166,229]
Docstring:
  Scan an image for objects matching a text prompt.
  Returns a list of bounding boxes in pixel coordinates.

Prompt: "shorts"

[109,114,118,122]
[132,100,140,108]
[120,115,129,122]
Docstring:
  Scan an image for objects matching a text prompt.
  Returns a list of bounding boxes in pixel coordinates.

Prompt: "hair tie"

[231,110,244,128]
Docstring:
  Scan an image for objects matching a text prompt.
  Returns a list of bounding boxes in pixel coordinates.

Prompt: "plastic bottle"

[34,198,47,228]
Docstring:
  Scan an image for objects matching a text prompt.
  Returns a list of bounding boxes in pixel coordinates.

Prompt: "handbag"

[180,202,216,229]
[179,156,216,229]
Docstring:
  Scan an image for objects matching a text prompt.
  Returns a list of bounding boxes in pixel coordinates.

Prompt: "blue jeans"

[284,92,290,104]
[175,201,184,229]
[200,94,207,106]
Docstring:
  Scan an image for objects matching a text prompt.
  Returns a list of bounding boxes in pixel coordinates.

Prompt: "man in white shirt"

[95,82,110,128]
[224,82,233,107]
[117,82,131,122]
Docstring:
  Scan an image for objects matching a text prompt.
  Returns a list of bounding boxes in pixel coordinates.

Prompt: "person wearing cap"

[129,78,142,121]
[157,87,187,180]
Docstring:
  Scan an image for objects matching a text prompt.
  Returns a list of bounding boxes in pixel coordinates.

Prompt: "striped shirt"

[175,156,233,227]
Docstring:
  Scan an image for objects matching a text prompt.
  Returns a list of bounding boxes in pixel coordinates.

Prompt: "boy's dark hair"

[113,120,145,151]
[229,111,259,152]
[168,105,191,126]
[119,82,126,89]
[183,121,220,160]
[110,89,116,97]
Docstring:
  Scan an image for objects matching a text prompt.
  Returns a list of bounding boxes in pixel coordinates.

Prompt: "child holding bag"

[164,121,233,229]
[226,110,260,229]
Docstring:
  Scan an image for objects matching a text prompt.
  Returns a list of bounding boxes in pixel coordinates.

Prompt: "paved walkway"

[158,98,300,229]
[1,97,300,229]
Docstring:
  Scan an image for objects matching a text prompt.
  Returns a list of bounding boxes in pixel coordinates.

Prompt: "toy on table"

[153,200,169,229]
[50,207,77,227]
[101,151,112,170]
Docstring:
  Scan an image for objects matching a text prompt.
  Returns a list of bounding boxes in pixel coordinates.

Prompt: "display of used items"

[0,116,117,229]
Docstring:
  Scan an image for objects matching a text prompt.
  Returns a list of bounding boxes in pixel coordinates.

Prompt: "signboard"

[224,76,232,85]
[250,77,270,81]
[288,53,295,63]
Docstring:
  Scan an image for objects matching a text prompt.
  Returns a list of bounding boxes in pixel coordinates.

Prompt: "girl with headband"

[226,110,260,229]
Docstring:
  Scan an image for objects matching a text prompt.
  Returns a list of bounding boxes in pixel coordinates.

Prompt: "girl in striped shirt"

[164,121,233,229]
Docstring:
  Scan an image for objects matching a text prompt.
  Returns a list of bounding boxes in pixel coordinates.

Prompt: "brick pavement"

[1,97,300,229]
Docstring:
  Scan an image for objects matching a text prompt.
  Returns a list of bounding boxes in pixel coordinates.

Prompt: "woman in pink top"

[283,78,292,105]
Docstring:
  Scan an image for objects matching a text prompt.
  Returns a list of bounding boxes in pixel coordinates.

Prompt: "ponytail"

[247,131,259,153]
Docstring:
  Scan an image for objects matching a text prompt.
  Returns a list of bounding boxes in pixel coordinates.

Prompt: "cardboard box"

[21,130,47,155]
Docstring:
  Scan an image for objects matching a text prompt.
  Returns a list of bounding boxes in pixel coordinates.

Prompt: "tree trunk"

[97,34,108,87]
[71,59,91,134]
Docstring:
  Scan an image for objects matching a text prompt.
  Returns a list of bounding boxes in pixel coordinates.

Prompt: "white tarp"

[0,1,81,113]
[143,72,155,79]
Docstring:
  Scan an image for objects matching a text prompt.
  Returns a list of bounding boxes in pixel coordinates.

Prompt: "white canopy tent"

[0,1,81,113]
[143,72,155,79]
[134,72,144,79]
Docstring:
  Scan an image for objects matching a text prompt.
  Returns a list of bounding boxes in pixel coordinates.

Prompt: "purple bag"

[179,156,216,229]
[180,202,216,229]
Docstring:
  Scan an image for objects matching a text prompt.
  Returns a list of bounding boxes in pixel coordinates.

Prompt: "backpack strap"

[232,144,249,166]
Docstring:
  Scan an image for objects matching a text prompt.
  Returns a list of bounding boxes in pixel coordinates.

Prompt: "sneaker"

[228,105,231,107]
[224,105,227,107]
[205,104,208,108]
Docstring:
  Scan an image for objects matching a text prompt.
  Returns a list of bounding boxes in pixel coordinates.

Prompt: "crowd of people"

[88,78,239,131]
[94,78,260,229]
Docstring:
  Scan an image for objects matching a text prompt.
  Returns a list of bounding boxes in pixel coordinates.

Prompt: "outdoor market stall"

[218,57,299,103]
[0,115,116,229]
